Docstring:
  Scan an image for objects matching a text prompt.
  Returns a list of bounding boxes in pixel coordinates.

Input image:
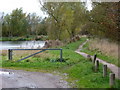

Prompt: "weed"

[1,37,120,88]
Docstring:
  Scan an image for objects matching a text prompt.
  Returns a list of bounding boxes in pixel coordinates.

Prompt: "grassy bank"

[1,37,120,88]
[0,35,48,41]
[81,39,119,67]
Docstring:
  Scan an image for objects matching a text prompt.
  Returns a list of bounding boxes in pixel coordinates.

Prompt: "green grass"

[1,37,120,88]
[0,35,48,41]
[0,37,32,41]
[81,41,119,67]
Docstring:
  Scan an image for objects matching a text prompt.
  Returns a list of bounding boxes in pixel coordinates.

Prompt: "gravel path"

[0,68,69,89]
[75,40,120,79]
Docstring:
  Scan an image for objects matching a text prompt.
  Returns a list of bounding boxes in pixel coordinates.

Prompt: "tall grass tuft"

[89,38,118,59]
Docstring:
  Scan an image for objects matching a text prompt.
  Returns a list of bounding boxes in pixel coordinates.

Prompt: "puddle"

[20,86,38,88]
[0,71,14,76]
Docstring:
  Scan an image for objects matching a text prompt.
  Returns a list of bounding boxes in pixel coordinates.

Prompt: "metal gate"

[8,48,63,62]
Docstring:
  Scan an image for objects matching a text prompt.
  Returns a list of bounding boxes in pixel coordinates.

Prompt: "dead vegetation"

[1,49,55,62]
[89,38,118,58]
[43,35,85,48]
[1,50,7,56]
[43,40,64,48]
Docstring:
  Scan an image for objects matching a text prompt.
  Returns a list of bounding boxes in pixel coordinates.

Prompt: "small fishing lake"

[0,41,45,50]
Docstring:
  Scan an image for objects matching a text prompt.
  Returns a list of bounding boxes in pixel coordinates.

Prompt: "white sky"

[0,0,47,18]
[86,0,92,11]
[0,0,92,18]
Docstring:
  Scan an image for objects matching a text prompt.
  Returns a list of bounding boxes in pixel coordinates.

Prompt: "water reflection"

[0,41,45,50]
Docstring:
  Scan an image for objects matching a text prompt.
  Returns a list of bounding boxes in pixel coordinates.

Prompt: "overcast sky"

[0,0,48,18]
[0,0,92,18]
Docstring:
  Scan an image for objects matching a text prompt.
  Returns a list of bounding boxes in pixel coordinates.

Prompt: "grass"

[0,35,48,41]
[81,38,119,67]
[1,37,120,88]
[0,37,32,41]
[89,39,118,58]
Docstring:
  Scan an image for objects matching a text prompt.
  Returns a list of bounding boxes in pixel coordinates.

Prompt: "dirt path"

[75,40,120,79]
[0,68,69,89]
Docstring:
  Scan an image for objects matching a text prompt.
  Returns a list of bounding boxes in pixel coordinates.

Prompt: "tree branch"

[39,0,59,23]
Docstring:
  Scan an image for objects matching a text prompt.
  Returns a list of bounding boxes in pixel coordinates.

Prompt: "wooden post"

[8,49,12,60]
[93,54,97,63]
[109,73,115,88]
[95,60,99,72]
[103,65,107,77]
[87,55,92,61]
[60,49,62,62]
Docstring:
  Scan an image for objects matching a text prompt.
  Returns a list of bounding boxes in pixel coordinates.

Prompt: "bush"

[17,37,26,41]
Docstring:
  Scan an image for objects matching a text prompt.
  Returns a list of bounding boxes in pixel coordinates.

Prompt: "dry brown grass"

[1,50,7,56]
[89,38,118,58]
[1,50,53,61]
[44,40,64,48]
[13,50,50,59]
[1,50,38,57]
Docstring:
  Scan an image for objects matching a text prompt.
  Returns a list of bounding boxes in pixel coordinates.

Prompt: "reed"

[89,39,118,59]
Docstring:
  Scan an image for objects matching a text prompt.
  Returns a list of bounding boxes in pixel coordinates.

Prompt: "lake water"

[0,41,45,50]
